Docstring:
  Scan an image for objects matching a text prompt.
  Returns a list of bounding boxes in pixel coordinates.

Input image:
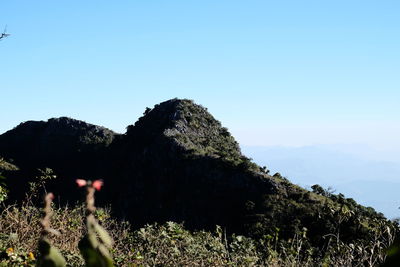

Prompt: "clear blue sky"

[1,1,399,151]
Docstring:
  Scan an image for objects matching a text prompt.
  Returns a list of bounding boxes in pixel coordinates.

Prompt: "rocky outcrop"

[0,117,116,166]
[107,99,279,232]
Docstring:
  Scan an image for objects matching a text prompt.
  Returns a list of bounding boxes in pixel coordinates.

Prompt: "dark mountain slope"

[0,117,117,200]
[106,99,279,233]
[0,117,116,167]
[104,99,393,247]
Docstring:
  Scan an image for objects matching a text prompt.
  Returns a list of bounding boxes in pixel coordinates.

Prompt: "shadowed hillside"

[0,117,117,201]
[106,99,279,233]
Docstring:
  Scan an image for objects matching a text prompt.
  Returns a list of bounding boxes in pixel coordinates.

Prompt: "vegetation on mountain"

[0,182,397,266]
[107,99,277,233]
[0,158,18,203]
[0,117,117,202]
[0,98,398,266]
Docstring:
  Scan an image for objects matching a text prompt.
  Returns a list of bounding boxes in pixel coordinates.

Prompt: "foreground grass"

[0,199,397,267]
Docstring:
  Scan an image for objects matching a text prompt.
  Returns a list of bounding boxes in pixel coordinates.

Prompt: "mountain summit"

[126,99,245,162]
[106,99,279,232]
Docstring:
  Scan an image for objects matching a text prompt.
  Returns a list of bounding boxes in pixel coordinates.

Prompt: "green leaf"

[93,222,113,248]
[37,238,66,267]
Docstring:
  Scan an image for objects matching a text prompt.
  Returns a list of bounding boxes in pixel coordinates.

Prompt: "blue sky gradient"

[1,1,399,151]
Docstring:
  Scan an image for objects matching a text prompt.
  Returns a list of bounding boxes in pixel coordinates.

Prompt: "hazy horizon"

[242,144,400,219]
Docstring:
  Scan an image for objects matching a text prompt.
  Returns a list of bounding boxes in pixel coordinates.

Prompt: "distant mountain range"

[0,98,396,251]
[242,145,400,219]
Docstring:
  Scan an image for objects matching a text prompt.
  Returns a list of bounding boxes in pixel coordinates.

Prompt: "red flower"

[76,179,87,187]
[92,180,103,191]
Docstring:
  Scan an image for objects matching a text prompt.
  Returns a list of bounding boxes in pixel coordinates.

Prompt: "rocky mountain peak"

[125,98,248,167]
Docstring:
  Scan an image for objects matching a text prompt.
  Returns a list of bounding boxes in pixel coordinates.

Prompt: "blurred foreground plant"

[76,179,114,267]
[37,193,66,267]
